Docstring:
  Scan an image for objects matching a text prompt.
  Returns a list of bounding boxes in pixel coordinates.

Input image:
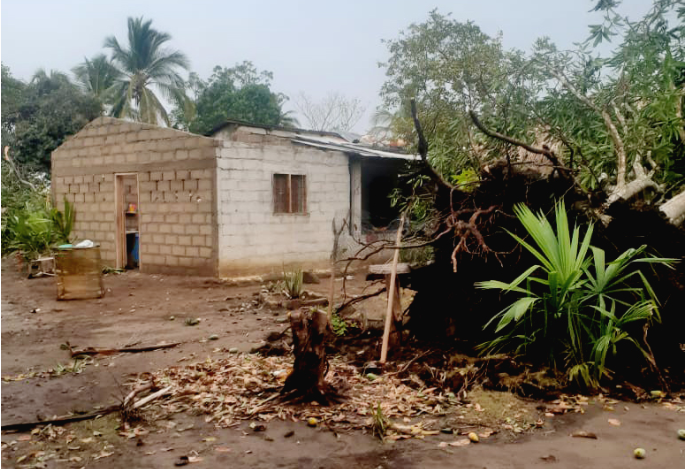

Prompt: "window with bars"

[273,174,306,214]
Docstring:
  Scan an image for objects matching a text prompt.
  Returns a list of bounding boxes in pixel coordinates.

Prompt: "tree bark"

[280,308,341,405]
[660,189,685,226]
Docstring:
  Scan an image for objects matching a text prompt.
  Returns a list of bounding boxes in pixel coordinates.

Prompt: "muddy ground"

[2,260,684,468]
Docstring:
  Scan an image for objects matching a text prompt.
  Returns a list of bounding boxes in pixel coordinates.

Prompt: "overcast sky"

[1,0,650,133]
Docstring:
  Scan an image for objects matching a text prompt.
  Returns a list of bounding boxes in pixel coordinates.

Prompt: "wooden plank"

[369,263,411,275]
[380,213,406,364]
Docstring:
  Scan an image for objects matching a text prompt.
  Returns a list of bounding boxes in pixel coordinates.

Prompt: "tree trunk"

[281,308,341,405]
[660,189,685,226]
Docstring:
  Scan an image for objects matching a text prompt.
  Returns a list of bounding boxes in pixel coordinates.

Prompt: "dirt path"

[2,261,684,468]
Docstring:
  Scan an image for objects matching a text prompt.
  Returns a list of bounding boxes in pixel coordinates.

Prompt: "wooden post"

[380,213,406,365]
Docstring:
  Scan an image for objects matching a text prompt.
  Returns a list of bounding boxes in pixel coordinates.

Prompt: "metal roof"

[291,135,418,161]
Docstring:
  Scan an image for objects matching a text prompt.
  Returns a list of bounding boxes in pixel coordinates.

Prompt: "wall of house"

[51,117,220,276]
[215,132,353,276]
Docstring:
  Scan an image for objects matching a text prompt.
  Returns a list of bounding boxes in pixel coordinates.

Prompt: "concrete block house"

[51,117,413,277]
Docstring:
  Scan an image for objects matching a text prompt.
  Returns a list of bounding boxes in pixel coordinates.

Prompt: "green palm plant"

[105,17,190,125]
[477,201,675,388]
[72,54,121,112]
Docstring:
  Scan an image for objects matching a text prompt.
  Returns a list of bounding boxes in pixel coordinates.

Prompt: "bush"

[283,266,304,299]
[1,162,74,262]
[477,201,675,388]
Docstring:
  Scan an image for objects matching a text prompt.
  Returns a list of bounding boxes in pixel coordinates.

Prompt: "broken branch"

[71,342,181,357]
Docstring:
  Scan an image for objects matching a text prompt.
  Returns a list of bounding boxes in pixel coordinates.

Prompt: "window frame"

[272,173,307,215]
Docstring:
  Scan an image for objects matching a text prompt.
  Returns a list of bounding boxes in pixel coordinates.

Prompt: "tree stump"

[280,308,342,405]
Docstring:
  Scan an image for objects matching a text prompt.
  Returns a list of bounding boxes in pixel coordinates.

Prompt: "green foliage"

[181,62,290,134]
[3,68,101,172]
[331,313,349,336]
[1,63,26,149]
[477,201,676,387]
[2,163,75,261]
[105,17,190,125]
[380,1,685,201]
[370,403,388,441]
[72,54,121,111]
[283,266,304,299]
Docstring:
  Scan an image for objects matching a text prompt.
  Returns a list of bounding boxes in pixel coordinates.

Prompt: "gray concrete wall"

[215,133,353,276]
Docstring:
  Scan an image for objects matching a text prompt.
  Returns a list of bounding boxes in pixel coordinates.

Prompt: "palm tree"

[72,54,120,113]
[104,17,189,125]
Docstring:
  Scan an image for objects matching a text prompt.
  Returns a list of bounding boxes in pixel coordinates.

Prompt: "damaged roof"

[209,119,418,161]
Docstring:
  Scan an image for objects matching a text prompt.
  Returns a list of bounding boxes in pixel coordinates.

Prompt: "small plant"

[370,403,388,441]
[477,201,675,388]
[52,358,88,376]
[331,313,348,336]
[283,266,304,299]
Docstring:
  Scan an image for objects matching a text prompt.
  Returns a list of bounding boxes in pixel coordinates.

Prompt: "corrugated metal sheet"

[291,135,418,161]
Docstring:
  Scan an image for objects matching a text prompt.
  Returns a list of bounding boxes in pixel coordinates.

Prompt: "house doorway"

[115,174,140,270]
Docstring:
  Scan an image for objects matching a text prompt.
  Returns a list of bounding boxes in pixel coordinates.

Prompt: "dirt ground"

[2,260,684,468]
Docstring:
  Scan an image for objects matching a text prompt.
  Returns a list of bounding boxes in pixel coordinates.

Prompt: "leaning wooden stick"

[380,213,406,364]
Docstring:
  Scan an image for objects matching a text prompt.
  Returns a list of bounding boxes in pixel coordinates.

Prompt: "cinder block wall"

[51,117,220,276]
[216,134,352,276]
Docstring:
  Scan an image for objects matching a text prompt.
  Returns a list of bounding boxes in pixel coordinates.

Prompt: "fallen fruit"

[468,432,479,443]
[678,429,685,440]
[633,448,646,459]
[307,418,318,427]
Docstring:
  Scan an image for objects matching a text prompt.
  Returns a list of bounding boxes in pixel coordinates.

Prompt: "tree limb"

[547,68,628,188]
[410,98,455,190]
[468,110,565,171]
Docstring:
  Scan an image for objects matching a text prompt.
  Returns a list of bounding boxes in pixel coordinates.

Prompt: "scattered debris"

[608,419,621,427]
[69,342,181,357]
[570,431,598,439]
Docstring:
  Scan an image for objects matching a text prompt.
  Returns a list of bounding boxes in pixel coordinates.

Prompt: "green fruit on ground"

[678,429,685,440]
[633,448,646,459]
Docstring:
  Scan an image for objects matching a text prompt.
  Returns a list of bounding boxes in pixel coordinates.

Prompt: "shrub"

[477,201,675,388]
[283,266,304,299]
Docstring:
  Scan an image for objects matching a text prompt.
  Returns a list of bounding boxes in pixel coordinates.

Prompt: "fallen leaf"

[93,451,114,460]
[448,439,470,447]
[16,455,27,463]
[161,447,175,452]
[80,437,94,444]
[30,428,40,435]
[214,446,231,453]
[188,456,203,463]
[202,437,216,442]
[608,419,621,427]
[93,430,103,436]
[540,455,557,462]
[67,446,81,450]
[571,431,597,439]
[69,456,83,463]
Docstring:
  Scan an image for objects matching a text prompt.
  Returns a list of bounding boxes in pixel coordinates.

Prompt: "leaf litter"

[140,353,471,434]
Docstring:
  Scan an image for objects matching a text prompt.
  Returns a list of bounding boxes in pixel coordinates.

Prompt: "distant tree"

[181,61,292,135]
[293,92,365,132]
[11,70,101,172]
[105,17,190,125]
[1,64,26,149]
[71,54,121,112]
